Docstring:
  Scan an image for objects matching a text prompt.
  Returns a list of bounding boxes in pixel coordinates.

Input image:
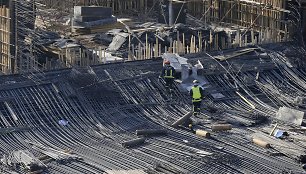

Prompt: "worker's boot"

[183,118,193,128]
[169,88,173,99]
[165,87,173,101]
[196,107,201,116]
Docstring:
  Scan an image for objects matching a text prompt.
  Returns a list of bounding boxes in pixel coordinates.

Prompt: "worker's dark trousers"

[193,101,201,116]
[164,78,174,92]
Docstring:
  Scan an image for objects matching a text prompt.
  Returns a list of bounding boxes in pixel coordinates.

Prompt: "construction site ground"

[0,42,305,173]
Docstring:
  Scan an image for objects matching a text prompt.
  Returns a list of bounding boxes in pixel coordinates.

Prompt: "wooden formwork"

[42,0,294,41]
[0,0,38,74]
[10,0,302,71]
[42,0,149,13]
[187,0,291,42]
[0,5,11,74]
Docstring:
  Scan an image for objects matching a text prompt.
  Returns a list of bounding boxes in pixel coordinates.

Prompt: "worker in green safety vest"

[159,60,176,94]
[190,80,204,116]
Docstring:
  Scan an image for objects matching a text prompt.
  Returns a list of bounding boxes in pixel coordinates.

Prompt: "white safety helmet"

[193,80,199,84]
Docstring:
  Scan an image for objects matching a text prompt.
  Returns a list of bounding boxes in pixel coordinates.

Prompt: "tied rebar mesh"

[0,44,305,173]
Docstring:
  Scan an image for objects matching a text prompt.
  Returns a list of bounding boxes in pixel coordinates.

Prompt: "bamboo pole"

[128,34,131,61]
[136,47,139,60]
[155,34,158,57]
[132,44,135,60]
[103,48,106,63]
[183,33,185,54]
[99,46,103,64]
[173,40,176,53]
[149,44,151,58]
[145,33,148,59]
[138,43,141,60]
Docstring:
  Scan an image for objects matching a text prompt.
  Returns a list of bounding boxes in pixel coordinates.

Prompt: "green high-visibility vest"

[192,86,202,102]
[164,69,174,78]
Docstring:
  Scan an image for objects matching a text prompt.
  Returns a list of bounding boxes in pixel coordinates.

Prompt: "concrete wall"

[74,6,112,18]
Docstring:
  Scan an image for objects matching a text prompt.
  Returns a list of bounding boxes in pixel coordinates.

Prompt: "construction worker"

[190,80,204,116]
[159,60,175,94]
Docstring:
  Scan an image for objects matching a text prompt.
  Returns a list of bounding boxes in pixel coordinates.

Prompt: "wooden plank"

[251,131,305,161]
[214,48,259,61]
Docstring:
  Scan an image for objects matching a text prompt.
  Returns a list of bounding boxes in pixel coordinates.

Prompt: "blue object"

[274,129,289,138]
[59,119,69,126]
[274,130,284,138]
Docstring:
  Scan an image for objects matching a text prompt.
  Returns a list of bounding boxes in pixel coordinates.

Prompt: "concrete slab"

[162,53,188,72]
[107,32,129,51]
[74,6,112,18]
[75,16,110,22]
[73,16,117,28]
[276,107,304,126]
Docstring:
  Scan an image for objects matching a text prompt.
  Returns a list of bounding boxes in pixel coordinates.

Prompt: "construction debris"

[1,150,47,173]
[0,0,303,74]
[58,119,69,126]
[273,130,288,139]
[276,107,304,126]
[252,138,271,148]
[122,137,146,148]
[288,127,306,132]
[269,124,278,136]
[171,111,193,127]
[195,129,210,138]
[27,140,82,163]
[211,124,232,132]
[0,1,305,173]
[251,132,306,162]
[214,48,260,61]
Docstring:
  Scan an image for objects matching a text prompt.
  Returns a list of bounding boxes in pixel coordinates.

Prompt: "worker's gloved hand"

[158,76,162,81]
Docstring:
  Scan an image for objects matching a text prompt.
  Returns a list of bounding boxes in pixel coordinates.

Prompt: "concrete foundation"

[74,6,112,18]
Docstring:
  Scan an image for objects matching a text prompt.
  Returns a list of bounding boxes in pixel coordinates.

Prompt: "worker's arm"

[189,89,193,97]
[171,66,176,78]
[160,66,165,78]
[200,87,204,99]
